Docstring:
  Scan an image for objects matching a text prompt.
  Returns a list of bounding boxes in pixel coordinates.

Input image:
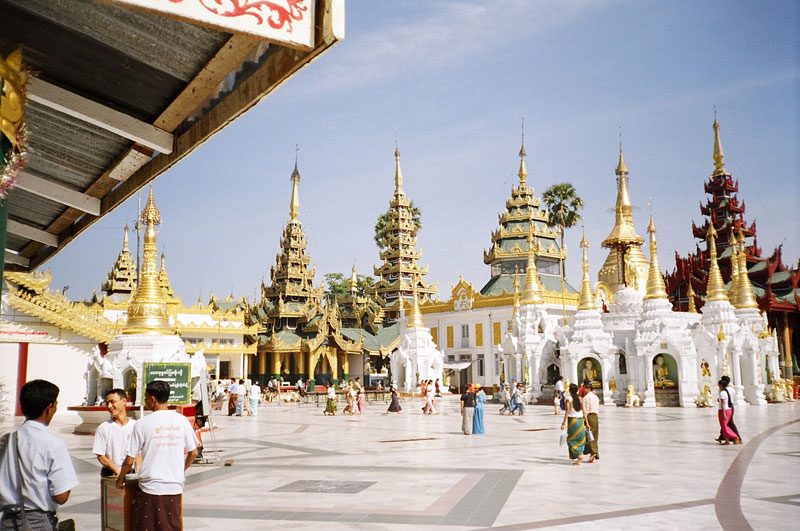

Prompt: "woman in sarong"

[387,383,402,413]
[227,387,237,416]
[357,386,367,414]
[473,384,486,434]
[717,379,740,444]
[324,385,337,416]
[561,383,586,465]
[423,382,437,414]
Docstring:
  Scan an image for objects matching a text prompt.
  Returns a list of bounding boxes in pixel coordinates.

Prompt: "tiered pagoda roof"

[372,148,438,323]
[665,118,799,314]
[480,138,575,297]
[158,253,175,298]
[101,226,137,299]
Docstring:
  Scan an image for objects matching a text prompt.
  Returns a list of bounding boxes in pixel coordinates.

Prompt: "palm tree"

[374,200,422,249]
[542,183,584,324]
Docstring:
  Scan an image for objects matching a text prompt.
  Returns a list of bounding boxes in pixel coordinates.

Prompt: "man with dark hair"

[93,388,138,477]
[0,379,79,530]
[117,380,198,531]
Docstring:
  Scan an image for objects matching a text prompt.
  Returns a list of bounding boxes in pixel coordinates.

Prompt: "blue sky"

[45,0,799,304]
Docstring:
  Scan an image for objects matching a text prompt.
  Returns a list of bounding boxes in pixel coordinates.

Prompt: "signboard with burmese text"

[110,0,315,49]
[143,362,191,404]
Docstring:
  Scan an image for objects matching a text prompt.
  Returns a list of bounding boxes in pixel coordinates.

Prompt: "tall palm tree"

[542,183,584,324]
[374,200,422,249]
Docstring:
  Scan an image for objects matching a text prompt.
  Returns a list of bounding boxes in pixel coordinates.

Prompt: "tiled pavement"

[4,396,798,529]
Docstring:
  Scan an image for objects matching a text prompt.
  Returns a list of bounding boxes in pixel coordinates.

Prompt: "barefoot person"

[117,381,198,531]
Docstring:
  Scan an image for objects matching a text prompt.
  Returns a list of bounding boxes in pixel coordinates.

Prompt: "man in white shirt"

[249,382,261,417]
[117,380,198,531]
[92,388,138,477]
[554,377,565,415]
[296,377,305,398]
[235,379,247,415]
[581,384,600,462]
[0,379,79,530]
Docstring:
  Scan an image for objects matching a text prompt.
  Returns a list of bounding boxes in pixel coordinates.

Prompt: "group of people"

[560,379,600,466]
[420,379,440,415]
[498,381,526,416]
[0,379,197,531]
[459,383,487,435]
[219,379,262,417]
[339,378,367,416]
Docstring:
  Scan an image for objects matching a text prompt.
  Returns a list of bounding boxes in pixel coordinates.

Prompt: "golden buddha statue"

[581,359,599,385]
[609,376,617,392]
[701,360,711,379]
[653,356,676,388]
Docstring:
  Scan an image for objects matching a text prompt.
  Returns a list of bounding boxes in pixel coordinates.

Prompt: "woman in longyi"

[561,383,586,465]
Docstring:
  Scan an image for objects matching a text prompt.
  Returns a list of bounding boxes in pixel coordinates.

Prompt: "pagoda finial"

[123,187,172,334]
[644,204,668,300]
[289,149,301,221]
[686,282,698,313]
[712,111,726,176]
[394,145,404,192]
[578,228,596,310]
[521,232,544,305]
[123,225,130,252]
[350,262,358,296]
[735,227,758,308]
[616,129,629,176]
[518,117,528,187]
[705,223,729,302]
[601,140,643,249]
[511,265,521,324]
[407,286,425,328]
[728,231,739,304]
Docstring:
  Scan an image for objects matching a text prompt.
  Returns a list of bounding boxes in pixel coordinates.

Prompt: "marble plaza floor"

[4,396,799,530]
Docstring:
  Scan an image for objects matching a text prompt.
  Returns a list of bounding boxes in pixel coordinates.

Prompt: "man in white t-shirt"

[235,379,247,415]
[117,380,198,531]
[249,382,261,417]
[92,388,138,477]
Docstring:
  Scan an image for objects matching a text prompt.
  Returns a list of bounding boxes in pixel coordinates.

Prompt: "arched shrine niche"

[546,363,561,384]
[579,357,602,389]
[653,353,679,407]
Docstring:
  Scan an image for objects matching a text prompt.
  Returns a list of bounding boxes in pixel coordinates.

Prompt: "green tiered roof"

[480,140,575,296]
[372,148,438,322]
[101,226,137,298]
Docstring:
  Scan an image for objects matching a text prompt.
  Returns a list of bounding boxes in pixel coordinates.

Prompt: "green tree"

[374,201,422,249]
[542,182,584,323]
[324,272,375,301]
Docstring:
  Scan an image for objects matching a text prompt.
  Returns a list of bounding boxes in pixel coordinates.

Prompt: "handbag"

[559,429,567,446]
[586,429,594,442]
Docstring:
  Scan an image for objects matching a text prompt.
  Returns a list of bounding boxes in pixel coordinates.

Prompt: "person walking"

[717,379,740,444]
[235,379,247,416]
[228,379,238,416]
[499,383,512,415]
[93,388,138,477]
[117,380,198,531]
[324,385,337,416]
[716,375,742,444]
[581,384,600,462]
[249,381,261,417]
[460,384,476,435]
[387,383,402,414]
[0,380,79,531]
[423,382,437,414]
[357,385,367,414]
[554,376,565,415]
[561,383,586,465]
[473,384,486,434]
[511,383,525,416]
[343,383,357,415]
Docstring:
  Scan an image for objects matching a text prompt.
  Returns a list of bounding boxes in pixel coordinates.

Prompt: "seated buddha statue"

[653,356,676,388]
[581,360,600,387]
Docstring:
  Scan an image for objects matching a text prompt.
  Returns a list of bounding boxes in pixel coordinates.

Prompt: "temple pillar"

[296,351,306,375]
[258,352,267,374]
[782,313,793,379]
[15,343,29,417]
[270,352,280,380]
[341,352,349,381]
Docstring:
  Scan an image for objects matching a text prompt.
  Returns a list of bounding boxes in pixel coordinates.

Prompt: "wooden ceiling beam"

[6,220,59,247]
[15,171,101,216]
[5,251,30,267]
[28,77,174,153]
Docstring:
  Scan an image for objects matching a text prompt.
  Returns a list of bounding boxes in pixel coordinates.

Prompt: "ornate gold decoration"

[158,252,175,297]
[521,232,544,305]
[102,226,137,295]
[289,158,300,221]
[712,114,726,177]
[123,186,173,335]
[734,228,758,309]
[644,209,668,300]
[0,48,26,151]
[686,282,698,313]
[577,230,596,310]
[705,223,729,302]
[728,232,739,304]
[598,142,648,294]
[406,286,425,328]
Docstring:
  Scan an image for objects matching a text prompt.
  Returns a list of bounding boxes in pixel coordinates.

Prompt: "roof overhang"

[1,0,344,272]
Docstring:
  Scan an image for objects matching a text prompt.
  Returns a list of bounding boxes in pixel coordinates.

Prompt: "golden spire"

[735,228,759,308]
[123,186,172,334]
[394,146,404,192]
[406,286,425,328]
[705,223,729,302]
[518,117,527,188]
[289,154,301,221]
[123,225,130,252]
[510,267,520,330]
[712,112,726,177]
[577,229,596,310]
[644,207,668,300]
[521,232,544,305]
[686,282,698,313]
[102,225,137,295]
[601,141,644,248]
[158,251,174,297]
[728,232,739,304]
